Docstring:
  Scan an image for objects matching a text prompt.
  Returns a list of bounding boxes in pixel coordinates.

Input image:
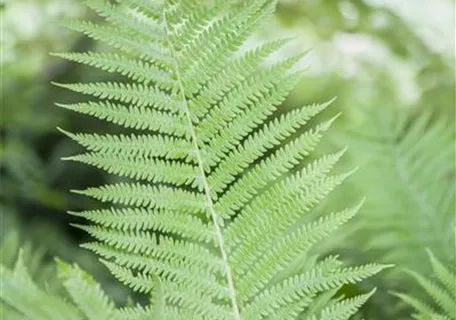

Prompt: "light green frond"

[395,293,441,319]
[1,247,165,320]
[410,271,456,314]
[344,107,455,271]
[428,250,456,297]
[396,250,456,319]
[406,270,455,317]
[56,0,386,318]
[56,260,116,320]
[0,252,82,320]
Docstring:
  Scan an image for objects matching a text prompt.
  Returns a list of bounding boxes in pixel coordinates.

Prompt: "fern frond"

[394,293,441,319]
[57,0,387,318]
[1,251,161,320]
[346,108,455,269]
[395,248,456,319]
[428,250,456,296]
[0,252,82,320]
[56,259,116,320]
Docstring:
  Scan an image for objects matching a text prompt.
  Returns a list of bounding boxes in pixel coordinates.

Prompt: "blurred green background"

[1,0,454,318]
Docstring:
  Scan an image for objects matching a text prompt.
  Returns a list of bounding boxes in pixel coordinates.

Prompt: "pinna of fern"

[394,244,456,320]
[54,0,389,318]
[0,251,163,320]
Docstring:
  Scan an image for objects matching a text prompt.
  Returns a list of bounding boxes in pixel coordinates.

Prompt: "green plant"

[395,247,456,320]
[0,252,162,320]
[342,105,455,272]
[326,103,455,319]
[49,0,389,318]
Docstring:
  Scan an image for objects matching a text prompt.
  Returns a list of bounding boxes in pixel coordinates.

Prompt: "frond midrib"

[162,6,242,320]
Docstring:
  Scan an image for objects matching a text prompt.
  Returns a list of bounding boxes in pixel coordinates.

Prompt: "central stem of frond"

[162,7,242,320]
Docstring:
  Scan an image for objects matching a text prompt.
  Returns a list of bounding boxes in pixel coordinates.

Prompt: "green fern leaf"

[343,107,455,271]
[0,251,83,320]
[395,248,456,320]
[1,252,161,320]
[56,0,388,318]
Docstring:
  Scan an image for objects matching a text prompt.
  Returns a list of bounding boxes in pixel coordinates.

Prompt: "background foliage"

[1,0,454,318]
